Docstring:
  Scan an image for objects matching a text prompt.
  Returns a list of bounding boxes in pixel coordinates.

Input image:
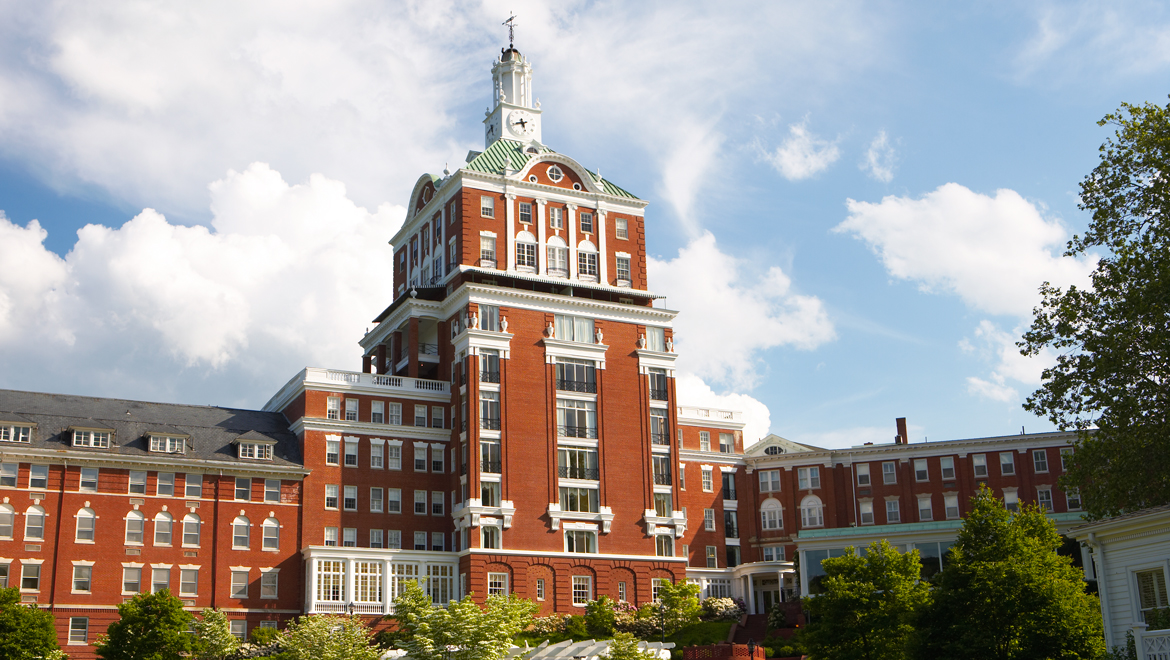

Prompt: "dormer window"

[72,429,111,448]
[150,435,187,454]
[0,424,32,443]
[237,442,274,460]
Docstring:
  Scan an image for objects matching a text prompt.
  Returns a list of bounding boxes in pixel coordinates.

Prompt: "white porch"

[303,546,459,615]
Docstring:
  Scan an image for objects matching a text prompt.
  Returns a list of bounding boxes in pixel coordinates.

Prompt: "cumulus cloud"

[861,130,896,182]
[761,119,841,181]
[675,372,772,447]
[0,164,403,406]
[835,183,1095,317]
[649,231,835,390]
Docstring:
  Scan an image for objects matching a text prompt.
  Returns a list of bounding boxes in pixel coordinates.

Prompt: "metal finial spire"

[503,13,517,49]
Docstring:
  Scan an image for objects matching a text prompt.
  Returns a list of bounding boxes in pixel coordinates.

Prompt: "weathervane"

[503,13,517,49]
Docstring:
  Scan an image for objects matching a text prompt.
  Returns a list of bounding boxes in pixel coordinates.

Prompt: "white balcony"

[547,504,615,533]
[453,498,516,530]
[643,509,688,537]
[305,367,449,395]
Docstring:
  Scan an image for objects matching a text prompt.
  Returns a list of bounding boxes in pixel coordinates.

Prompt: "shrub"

[586,596,618,637]
[530,615,567,638]
[249,625,280,646]
[564,615,589,639]
[700,597,743,621]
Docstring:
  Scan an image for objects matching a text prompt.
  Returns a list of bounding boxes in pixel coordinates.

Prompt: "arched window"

[800,495,824,528]
[516,231,537,271]
[547,236,568,278]
[760,498,783,530]
[125,510,145,544]
[24,506,45,541]
[577,240,598,280]
[0,504,14,539]
[182,514,201,547]
[765,446,783,455]
[154,512,173,546]
[75,508,96,542]
[232,516,250,549]
[262,517,280,551]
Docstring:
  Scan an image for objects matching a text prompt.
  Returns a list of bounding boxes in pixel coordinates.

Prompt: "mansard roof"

[0,388,302,469]
[465,139,640,200]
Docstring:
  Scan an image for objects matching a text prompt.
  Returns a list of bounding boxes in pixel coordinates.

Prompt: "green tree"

[656,580,701,637]
[0,587,62,660]
[95,589,195,660]
[391,579,537,660]
[1020,97,1170,518]
[192,608,239,660]
[605,632,658,660]
[800,540,930,660]
[585,595,618,638]
[913,486,1104,660]
[277,614,380,660]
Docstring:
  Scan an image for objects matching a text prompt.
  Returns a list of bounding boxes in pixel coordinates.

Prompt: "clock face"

[508,110,536,136]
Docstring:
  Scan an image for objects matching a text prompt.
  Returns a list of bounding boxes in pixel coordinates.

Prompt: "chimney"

[896,417,908,444]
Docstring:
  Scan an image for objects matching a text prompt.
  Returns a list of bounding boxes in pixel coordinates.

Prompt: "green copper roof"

[464,139,640,200]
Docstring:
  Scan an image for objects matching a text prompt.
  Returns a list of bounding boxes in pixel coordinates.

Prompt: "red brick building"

[0,46,1088,654]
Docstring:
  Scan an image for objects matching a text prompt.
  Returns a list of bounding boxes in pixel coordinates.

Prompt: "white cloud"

[649,231,835,390]
[960,319,1057,402]
[861,130,896,182]
[966,375,1018,403]
[0,163,403,405]
[675,372,772,447]
[1015,2,1170,82]
[835,183,1096,317]
[762,119,841,181]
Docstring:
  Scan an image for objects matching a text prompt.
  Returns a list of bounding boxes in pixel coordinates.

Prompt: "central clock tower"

[483,47,542,146]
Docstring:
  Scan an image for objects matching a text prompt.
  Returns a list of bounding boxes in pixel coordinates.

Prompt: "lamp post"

[747,638,756,660]
[659,601,667,645]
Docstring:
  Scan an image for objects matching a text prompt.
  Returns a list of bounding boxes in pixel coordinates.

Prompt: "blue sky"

[1,1,1168,447]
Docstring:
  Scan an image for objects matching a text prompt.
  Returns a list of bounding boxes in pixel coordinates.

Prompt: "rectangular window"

[616,217,629,239]
[1004,490,1019,512]
[431,406,445,429]
[414,405,428,428]
[580,212,594,233]
[699,431,711,451]
[73,565,92,592]
[1061,448,1073,471]
[1033,450,1049,473]
[914,459,929,482]
[180,569,198,596]
[431,532,444,552]
[149,435,185,454]
[556,398,597,438]
[0,463,16,487]
[1000,452,1016,476]
[856,463,870,486]
[1137,569,1170,622]
[724,510,739,538]
[761,507,783,530]
[122,567,141,593]
[343,486,358,511]
[549,207,563,229]
[578,250,599,279]
[69,617,88,645]
[185,474,202,498]
[941,456,956,480]
[387,444,402,470]
[1037,488,1053,512]
[414,490,427,515]
[719,433,734,453]
[345,398,358,421]
[704,509,716,531]
[371,401,385,424]
[701,468,713,492]
[370,529,384,548]
[972,454,988,478]
[414,531,427,550]
[518,202,533,223]
[72,429,111,448]
[324,527,338,546]
[555,315,596,344]
[480,196,494,218]
[945,494,960,519]
[882,461,897,485]
[536,578,546,600]
[387,489,401,513]
[370,487,384,513]
[264,479,280,503]
[572,575,592,605]
[148,567,169,594]
[343,528,357,547]
[325,439,340,465]
[886,500,901,523]
[387,402,403,425]
[721,472,737,500]
[655,534,674,557]
[79,467,99,493]
[235,477,251,501]
[371,443,384,469]
[706,546,718,568]
[325,485,339,509]
[918,497,933,521]
[645,327,666,352]
[1066,489,1082,511]
[798,467,821,490]
[387,530,401,549]
[726,546,742,568]
[231,571,249,598]
[432,491,444,516]
[860,501,874,524]
[261,572,278,599]
[326,397,340,420]
[414,445,428,471]
[759,469,780,492]
[481,526,501,549]
[230,620,247,641]
[156,472,174,497]
[432,447,444,472]
[344,441,359,467]
[615,256,631,285]
[480,235,496,265]
[558,486,599,513]
[487,572,508,596]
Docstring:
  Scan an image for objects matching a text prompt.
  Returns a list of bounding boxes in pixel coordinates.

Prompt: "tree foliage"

[192,608,239,660]
[276,614,380,660]
[1020,97,1170,517]
[656,580,702,637]
[605,632,658,660]
[0,587,62,660]
[912,487,1104,660]
[95,589,195,660]
[391,579,537,660]
[800,540,930,660]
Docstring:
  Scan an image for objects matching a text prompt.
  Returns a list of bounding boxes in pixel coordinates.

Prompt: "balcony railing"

[558,466,599,480]
[481,461,502,474]
[723,490,737,501]
[558,425,598,439]
[479,257,497,268]
[419,343,439,356]
[480,370,500,383]
[481,418,502,431]
[650,432,669,446]
[653,473,672,486]
[650,389,669,401]
[547,267,568,278]
[557,379,596,393]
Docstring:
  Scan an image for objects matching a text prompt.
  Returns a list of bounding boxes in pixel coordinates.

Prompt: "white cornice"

[294,419,451,442]
[744,432,1078,468]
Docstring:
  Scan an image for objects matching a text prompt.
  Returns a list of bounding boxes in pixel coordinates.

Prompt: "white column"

[566,204,578,280]
[597,208,608,284]
[307,558,318,614]
[345,558,356,610]
[383,559,393,614]
[505,193,516,271]
[536,199,548,276]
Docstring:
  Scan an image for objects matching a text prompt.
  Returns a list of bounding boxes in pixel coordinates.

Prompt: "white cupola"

[484,48,543,147]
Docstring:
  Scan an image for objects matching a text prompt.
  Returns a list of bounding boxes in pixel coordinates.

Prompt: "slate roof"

[0,389,302,469]
[465,139,640,200]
